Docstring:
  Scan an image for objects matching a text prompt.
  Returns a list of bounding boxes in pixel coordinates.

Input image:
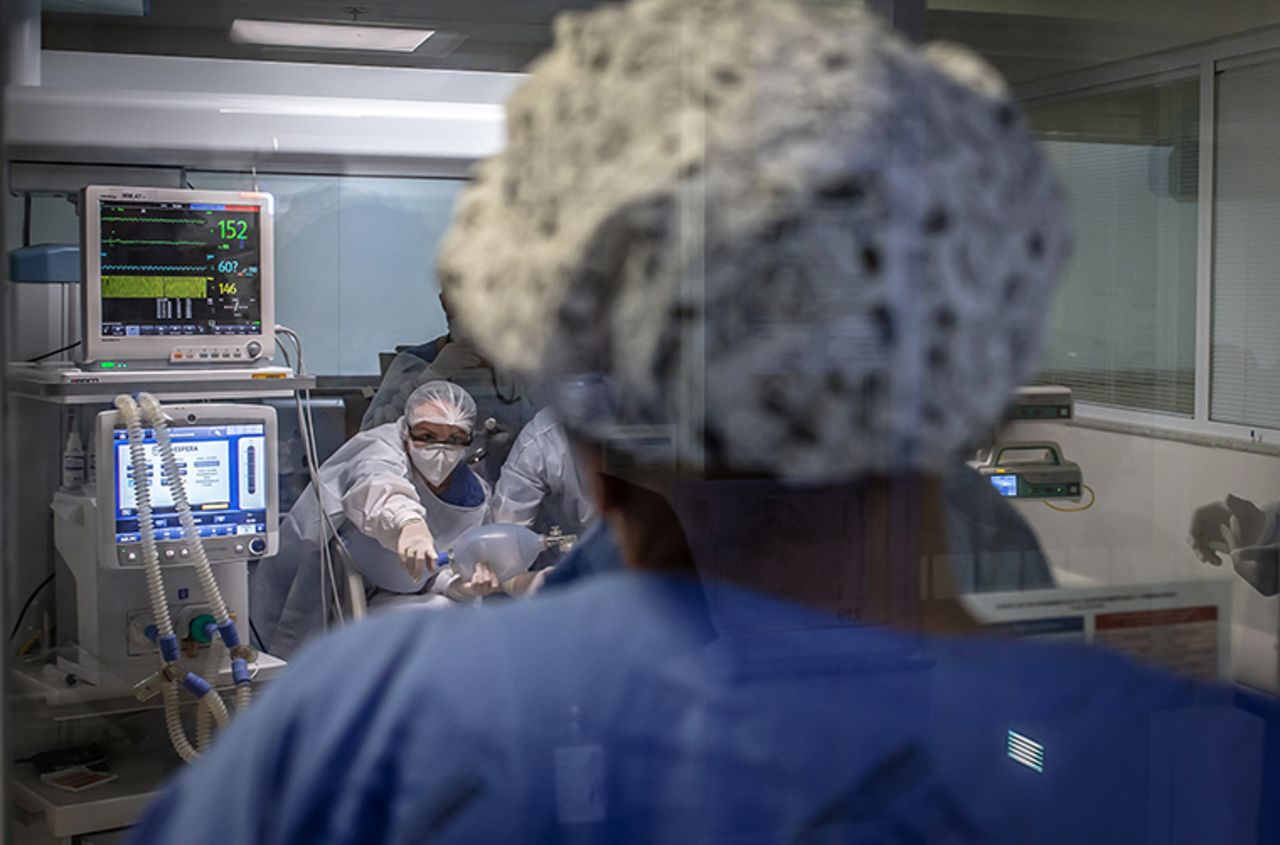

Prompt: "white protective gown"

[487,407,596,537]
[250,422,488,658]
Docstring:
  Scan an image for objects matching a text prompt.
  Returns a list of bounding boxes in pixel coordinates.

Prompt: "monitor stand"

[52,360,295,383]
[7,362,311,405]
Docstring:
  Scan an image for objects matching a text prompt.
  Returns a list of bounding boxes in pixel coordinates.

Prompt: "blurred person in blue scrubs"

[131,1,1278,843]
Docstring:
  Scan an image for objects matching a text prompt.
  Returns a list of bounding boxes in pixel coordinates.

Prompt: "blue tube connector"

[217,621,240,649]
[231,658,252,685]
[159,634,180,663]
[182,672,213,698]
[201,621,219,643]
[436,551,450,568]
[144,624,159,643]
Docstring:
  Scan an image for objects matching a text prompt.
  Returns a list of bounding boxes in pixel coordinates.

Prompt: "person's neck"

[607,472,978,636]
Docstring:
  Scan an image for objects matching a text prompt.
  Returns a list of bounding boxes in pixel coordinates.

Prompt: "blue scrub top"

[437,462,486,509]
[130,570,1276,844]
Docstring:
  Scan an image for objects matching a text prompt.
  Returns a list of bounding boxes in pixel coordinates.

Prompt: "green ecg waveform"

[103,238,207,246]
[102,216,206,225]
[102,275,210,299]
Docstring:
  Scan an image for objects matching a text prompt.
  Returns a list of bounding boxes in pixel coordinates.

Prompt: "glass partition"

[189,172,464,376]
[1028,78,1200,416]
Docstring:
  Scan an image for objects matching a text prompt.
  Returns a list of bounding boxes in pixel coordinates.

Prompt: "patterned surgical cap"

[439,0,1070,479]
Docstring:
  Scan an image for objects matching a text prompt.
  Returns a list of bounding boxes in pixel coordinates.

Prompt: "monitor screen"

[98,198,263,339]
[989,474,1019,498]
[113,423,268,545]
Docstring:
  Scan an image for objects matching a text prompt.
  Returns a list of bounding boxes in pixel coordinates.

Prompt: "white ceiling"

[930,0,1280,84]
[42,0,605,72]
[39,0,1280,82]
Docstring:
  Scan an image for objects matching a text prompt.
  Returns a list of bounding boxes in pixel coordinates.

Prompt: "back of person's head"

[439,0,1070,628]
[441,0,1069,486]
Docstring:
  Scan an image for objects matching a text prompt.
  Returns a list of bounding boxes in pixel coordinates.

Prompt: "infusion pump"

[970,441,1083,501]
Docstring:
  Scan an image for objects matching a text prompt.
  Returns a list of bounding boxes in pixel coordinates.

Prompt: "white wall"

[1008,421,1280,691]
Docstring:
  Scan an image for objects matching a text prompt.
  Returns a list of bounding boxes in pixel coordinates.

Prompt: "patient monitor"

[80,185,275,368]
[53,404,278,686]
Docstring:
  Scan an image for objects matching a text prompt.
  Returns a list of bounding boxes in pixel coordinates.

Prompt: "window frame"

[1018,30,1280,451]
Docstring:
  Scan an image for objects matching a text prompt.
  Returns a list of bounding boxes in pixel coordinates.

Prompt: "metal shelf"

[13,752,175,840]
[11,649,289,712]
[7,363,315,405]
[10,650,289,839]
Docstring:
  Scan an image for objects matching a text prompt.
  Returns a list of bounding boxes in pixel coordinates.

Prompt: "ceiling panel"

[43,0,605,72]
[41,1,1280,81]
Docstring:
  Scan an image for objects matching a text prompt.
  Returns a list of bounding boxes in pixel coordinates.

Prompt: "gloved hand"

[1188,501,1233,566]
[503,567,553,597]
[1188,495,1279,596]
[1222,495,1279,596]
[396,519,438,582]
[447,560,503,600]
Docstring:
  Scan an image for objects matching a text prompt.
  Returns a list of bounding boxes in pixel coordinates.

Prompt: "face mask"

[409,443,466,486]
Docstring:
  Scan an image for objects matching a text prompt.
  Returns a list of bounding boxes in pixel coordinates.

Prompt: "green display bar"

[102,238,208,246]
[101,216,206,225]
[102,275,210,299]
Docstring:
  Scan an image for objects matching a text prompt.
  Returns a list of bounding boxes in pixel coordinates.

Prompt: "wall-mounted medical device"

[1011,385,1073,421]
[970,441,1083,501]
[80,185,275,368]
[53,403,278,687]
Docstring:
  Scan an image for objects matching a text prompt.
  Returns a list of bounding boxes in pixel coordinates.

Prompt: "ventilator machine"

[10,186,305,769]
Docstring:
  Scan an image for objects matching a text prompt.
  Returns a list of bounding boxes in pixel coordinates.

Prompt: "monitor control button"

[248,537,267,556]
[246,341,262,358]
[234,543,246,555]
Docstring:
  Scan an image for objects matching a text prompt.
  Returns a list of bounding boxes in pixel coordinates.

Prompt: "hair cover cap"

[402,380,478,434]
[439,0,1070,479]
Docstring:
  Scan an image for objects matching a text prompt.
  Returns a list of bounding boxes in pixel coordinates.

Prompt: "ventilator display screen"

[112,423,268,545]
[97,199,263,338]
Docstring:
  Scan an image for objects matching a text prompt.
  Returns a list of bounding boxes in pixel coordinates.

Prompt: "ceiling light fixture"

[229,19,435,53]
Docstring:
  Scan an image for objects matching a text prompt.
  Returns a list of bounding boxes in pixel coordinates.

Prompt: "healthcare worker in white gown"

[250,381,499,658]
[487,406,596,537]
[360,295,536,484]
